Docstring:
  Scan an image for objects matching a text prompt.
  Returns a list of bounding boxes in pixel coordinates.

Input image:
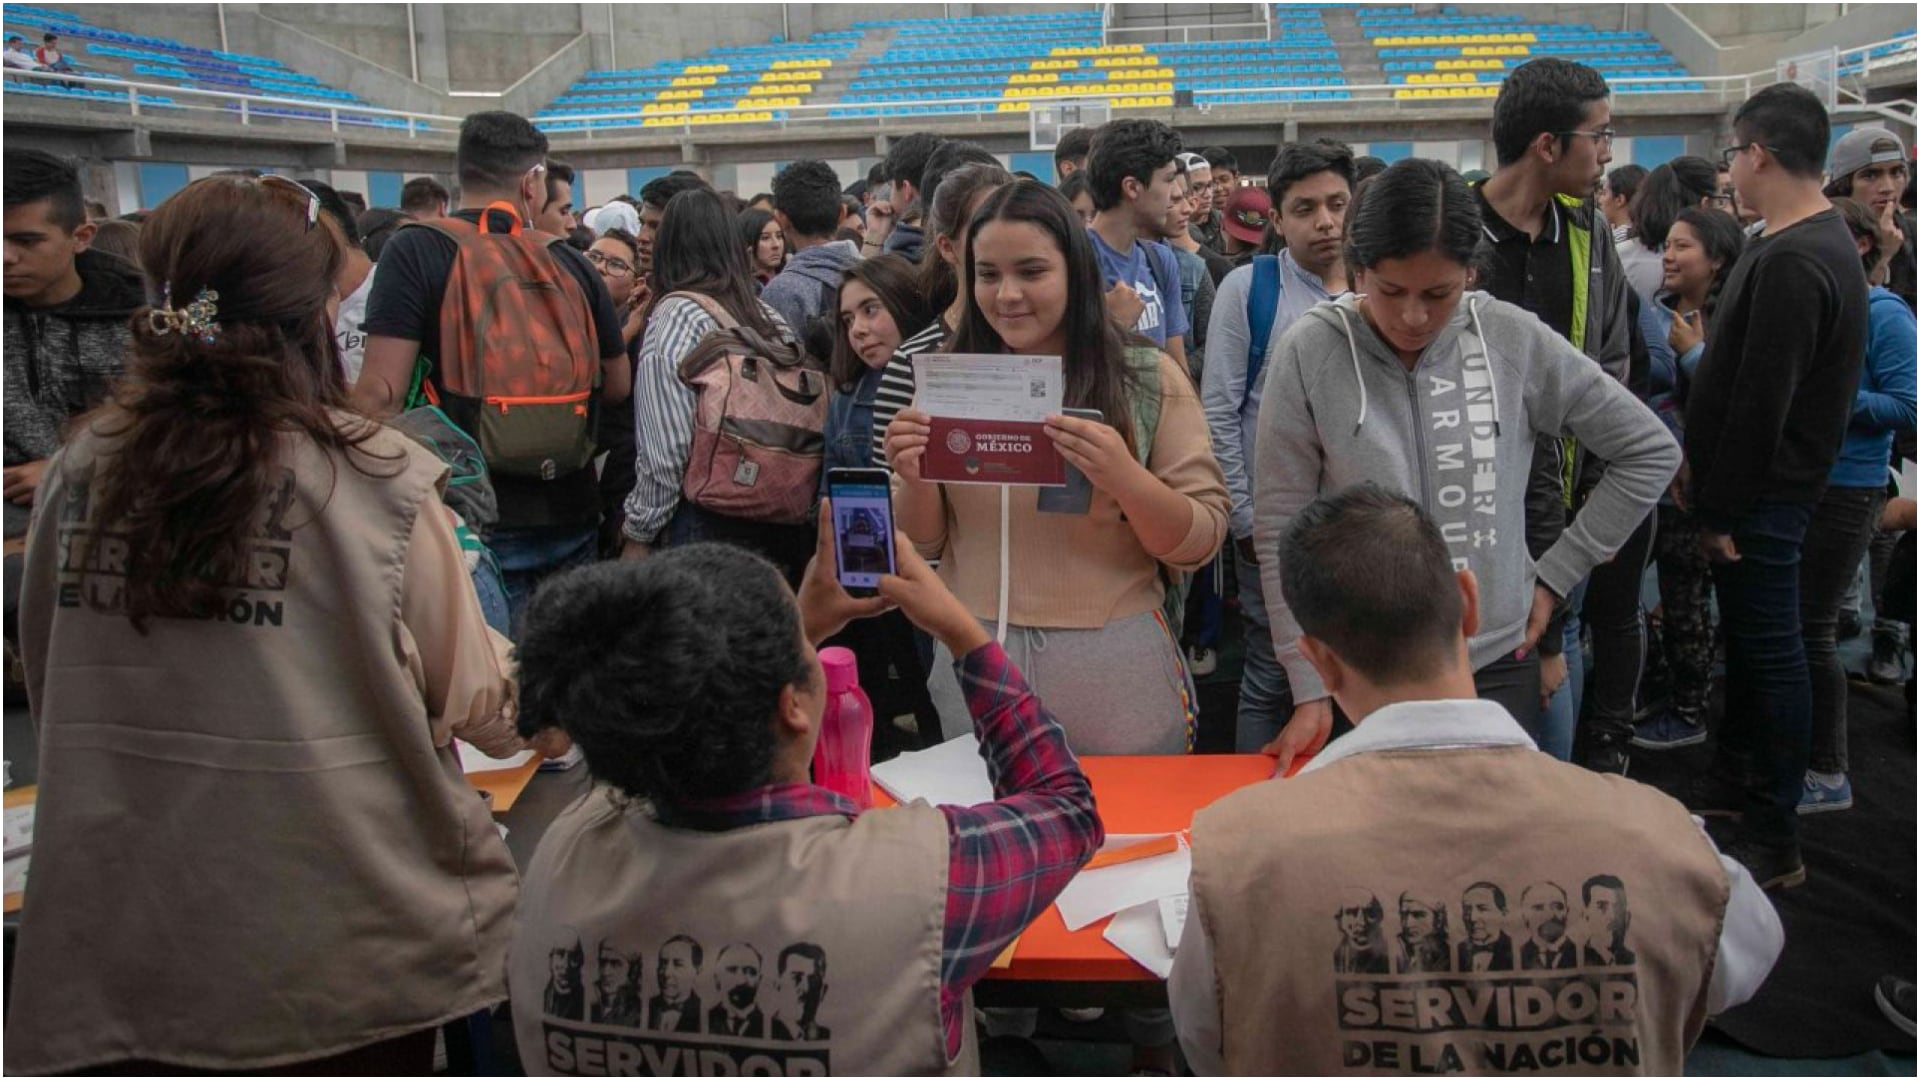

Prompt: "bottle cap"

[819,646,859,693]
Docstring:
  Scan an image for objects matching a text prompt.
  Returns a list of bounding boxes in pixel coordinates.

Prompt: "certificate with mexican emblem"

[913,353,1067,486]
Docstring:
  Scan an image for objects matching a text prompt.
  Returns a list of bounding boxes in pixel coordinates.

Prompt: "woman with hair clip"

[7,174,548,1074]
[622,188,813,581]
[739,206,786,287]
[885,179,1230,757]
[1251,158,1679,774]
[866,161,1014,468]
[1617,155,1725,300]
[1630,206,1747,751]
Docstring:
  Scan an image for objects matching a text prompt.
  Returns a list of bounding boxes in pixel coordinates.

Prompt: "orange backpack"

[410,203,600,482]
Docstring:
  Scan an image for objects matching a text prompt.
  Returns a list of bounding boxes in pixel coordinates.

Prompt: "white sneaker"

[1187,646,1218,677]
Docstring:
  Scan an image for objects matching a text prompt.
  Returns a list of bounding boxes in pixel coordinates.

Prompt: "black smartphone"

[826,467,897,597]
[1037,407,1106,515]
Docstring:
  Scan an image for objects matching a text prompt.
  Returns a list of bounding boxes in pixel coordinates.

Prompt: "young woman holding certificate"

[883,179,1228,755]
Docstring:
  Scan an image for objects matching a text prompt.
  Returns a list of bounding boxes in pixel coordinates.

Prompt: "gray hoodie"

[759,239,861,355]
[1251,292,1679,702]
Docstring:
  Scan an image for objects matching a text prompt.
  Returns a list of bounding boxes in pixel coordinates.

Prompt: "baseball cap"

[1222,187,1272,245]
[584,200,639,237]
[1829,126,1908,183]
[1176,152,1211,175]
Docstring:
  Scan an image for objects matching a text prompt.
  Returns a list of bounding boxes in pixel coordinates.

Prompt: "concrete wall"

[1650,2,1911,79]
[607,4,786,74]
[1670,3,1842,46]
[264,4,415,76]
[444,4,582,90]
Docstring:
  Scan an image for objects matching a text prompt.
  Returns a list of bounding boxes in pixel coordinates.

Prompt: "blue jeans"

[491,524,597,639]
[1534,579,1587,761]
[1232,543,1293,752]
[1710,502,1815,842]
[472,557,512,638]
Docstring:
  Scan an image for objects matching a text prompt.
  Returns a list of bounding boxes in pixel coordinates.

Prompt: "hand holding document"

[913,354,1068,486]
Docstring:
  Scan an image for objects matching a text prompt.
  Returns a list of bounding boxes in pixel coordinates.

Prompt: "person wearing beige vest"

[5,175,541,1074]
[1171,485,1783,1076]
[507,510,1102,1077]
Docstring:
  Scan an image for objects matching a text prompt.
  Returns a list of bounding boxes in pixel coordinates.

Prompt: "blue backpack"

[1244,254,1283,392]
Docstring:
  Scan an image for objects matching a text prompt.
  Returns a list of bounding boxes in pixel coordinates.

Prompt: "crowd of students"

[1,52,1913,1074]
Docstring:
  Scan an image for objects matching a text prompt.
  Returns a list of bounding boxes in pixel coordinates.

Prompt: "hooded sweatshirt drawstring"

[1337,294,1501,438]
[1468,295,1502,437]
[1335,306,1368,435]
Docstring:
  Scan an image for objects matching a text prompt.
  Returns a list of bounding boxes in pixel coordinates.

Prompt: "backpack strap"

[1123,345,1164,467]
[1245,253,1282,392]
[660,291,740,332]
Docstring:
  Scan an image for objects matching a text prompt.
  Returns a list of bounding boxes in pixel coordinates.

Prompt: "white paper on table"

[4,854,27,896]
[457,741,536,774]
[912,353,1063,423]
[3,803,34,858]
[1104,900,1175,979]
[1159,894,1189,951]
[870,734,995,808]
[1055,834,1192,931]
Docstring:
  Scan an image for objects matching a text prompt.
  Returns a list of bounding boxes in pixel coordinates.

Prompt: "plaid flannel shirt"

[670,641,1102,1055]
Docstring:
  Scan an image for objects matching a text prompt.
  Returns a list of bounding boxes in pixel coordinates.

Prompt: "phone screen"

[828,472,897,593]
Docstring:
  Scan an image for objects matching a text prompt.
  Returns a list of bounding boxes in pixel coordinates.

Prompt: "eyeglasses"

[1707,193,1735,209]
[585,249,635,276]
[257,174,319,232]
[1721,143,1779,167]
[1557,127,1616,147]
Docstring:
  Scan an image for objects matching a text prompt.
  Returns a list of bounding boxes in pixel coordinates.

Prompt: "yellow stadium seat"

[1154,95,1172,106]
[1394,88,1412,100]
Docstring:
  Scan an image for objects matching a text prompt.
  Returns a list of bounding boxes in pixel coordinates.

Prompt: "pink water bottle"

[812,647,874,808]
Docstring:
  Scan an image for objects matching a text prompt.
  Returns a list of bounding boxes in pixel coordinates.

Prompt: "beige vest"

[1191,745,1729,1076]
[511,786,978,1077]
[6,422,518,1073]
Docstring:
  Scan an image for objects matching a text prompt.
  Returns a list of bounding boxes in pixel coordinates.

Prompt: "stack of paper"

[871,734,995,808]
[4,802,34,912]
[1054,834,1195,978]
[457,742,536,774]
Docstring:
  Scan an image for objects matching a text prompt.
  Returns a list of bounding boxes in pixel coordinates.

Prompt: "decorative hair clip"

[148,282,221,345]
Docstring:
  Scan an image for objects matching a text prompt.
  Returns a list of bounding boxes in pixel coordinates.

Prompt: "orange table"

[875,753,1280,988]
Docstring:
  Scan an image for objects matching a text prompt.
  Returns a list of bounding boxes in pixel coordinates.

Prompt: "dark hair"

[746,192,772,206]
[339,191,367,215]
[866,161,886,188]
[1086,119,1183,212]
[839,193,863,220]
[737,206,779,258]
[648,188,780,338]
[595,225,641,265]
[661,933,704,968]
[640,171,711,212]
[829,253,934,389]
[1627,156,1719,251]
[1668,207,1745,318]
[1268,138,1356,205]
[1581,874,1627,907]
[881,132,945,195]
[1465,881,1507,910]
[357,208,407,261]
[544,158,575,213]
[1279,484,1463,685]
[1057,171,1091,205]
[81,175,392,631]
[954,180,1142,453]
[1344,158,1482,270]
[1054,126,1096,171]
[1605,163,1648,205]
[88,218,141,265]
[919,160,1013,316]
[455,110,549,192]
[43,32,56,43]
[300,179,361,246]
[919,140,1000,215]
[515,547,814,804]
[85,199,108,220]
[1490,58,1611,166]
[4,147,86,232]
[1733,82,1831,180]
[1200,146,1238,174]
[1828,197,1881,277]
[771,159,842,238]
[400,176,448,215]
[1352,155,1389,182]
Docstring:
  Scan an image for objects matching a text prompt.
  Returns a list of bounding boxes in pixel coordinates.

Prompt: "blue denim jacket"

[820,363,886,495]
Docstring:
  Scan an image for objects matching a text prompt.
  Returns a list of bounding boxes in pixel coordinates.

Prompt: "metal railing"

[1,65,462,136]
[1103,21,1277,46]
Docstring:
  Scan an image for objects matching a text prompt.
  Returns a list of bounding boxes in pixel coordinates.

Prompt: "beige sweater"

[903,352,1228,629]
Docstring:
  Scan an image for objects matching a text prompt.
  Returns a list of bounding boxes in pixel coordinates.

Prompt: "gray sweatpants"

[928,608,1193,755]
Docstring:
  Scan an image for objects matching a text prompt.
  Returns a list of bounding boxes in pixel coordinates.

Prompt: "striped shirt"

[868,318,950,468]
[622,295,791,545]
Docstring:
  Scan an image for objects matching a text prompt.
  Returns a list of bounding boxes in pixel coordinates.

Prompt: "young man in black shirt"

[356,111,630,633]
[1684,83,1870,889]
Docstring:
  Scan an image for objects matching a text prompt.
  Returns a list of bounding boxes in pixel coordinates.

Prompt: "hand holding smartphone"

[826,468,898,596]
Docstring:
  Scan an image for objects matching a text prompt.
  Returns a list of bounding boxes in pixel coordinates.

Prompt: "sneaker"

[1187,646,1218,677]
[1720,833,1806,890]
[1058,1007,1106,1022]
[1870,621,1909,685]
[1797,771,1854,814]
[1580,735,1631,776]
[1875,976,1917,1037]
[1631,710,1709,750]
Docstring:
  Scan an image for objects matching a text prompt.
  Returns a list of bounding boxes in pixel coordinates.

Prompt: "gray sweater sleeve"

[1524,318,1680,598]
[1202,267,1256,539]
[1249,333,1332,703]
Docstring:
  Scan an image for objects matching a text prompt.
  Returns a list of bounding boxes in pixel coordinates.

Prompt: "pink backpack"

[670,293,828,525]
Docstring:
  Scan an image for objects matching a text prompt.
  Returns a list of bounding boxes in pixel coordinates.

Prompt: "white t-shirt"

[335,264,377,386]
